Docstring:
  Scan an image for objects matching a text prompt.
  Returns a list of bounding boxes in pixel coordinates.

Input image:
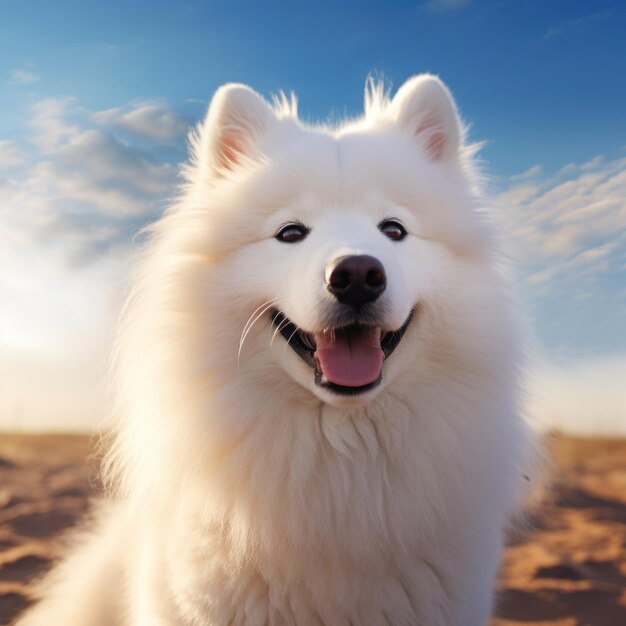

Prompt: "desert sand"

[0,433,624,625]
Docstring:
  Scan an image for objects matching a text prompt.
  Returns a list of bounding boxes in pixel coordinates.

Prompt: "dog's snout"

[326,255,387,307]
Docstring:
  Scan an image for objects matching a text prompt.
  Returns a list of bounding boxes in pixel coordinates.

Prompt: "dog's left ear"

[390,75,462,162]
[199,83,276,177]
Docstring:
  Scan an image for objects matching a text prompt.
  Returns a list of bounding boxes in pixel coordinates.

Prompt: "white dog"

[18,75,534,625]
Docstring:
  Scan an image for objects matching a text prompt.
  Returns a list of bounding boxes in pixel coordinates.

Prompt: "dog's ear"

[199,84,275,176]
[390,75,462,162]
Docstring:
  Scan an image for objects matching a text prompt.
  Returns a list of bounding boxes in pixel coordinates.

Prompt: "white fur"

[18,75,535,626]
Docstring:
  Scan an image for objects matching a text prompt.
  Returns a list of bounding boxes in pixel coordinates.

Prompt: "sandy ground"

[0,434,624,625]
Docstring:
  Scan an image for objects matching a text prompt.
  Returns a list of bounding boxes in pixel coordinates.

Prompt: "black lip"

[380,311,413,357]
[314,371,383,396]
[270,308,414,395]
[270,310,316,367]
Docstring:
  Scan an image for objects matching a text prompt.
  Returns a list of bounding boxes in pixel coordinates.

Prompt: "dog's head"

[180,76,496,408]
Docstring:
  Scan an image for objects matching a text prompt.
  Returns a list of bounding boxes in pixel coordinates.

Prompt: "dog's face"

[187,77,493,407]
[257,168,420,407]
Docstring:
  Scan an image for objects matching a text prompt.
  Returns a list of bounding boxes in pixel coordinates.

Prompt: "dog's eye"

[275,223,309,244]
[379,219,407,242]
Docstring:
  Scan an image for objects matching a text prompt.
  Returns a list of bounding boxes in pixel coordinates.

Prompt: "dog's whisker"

[239,300,277,353]
[283,325,301,356]
[238,299,279,367]
[270,316,292,348]
[240,298,278,343]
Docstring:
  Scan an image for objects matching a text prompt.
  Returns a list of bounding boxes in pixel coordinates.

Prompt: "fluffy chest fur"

[133,381,525,626]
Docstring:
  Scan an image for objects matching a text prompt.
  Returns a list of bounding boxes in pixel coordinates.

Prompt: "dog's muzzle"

[270,307,414,396]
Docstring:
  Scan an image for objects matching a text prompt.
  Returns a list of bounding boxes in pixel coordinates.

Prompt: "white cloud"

[0,95,187,431]
[500,155,626,288]
[501,156,626,434]
[51,129,176,213]
[576,241,617,263]
[2,92,624,433]
[0,140,26,170]
[0,229,120,431]
[1,97,179,276]
[544,10,611,40]
[509,164,542,181]
[29,98,82,152]
[527,356,626,436]
[10,69,40,85]
[93,100,189,142]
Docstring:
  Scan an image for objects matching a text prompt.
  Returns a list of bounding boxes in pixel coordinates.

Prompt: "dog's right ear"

[197,84,275,178]
[389,75,462,163]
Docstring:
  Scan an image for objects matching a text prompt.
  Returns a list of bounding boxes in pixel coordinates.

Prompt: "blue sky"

[1,0,625,174]
[1,0,625,429]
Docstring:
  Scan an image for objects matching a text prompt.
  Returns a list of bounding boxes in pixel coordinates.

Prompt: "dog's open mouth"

[270,309,413,395]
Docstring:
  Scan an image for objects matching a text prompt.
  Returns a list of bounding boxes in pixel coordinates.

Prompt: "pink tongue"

[314,327,383,387]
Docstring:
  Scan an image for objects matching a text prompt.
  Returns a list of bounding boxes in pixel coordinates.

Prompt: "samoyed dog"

[19,75,534,625]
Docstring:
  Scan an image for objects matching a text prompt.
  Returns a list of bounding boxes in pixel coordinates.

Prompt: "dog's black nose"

[326,255,386,307]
